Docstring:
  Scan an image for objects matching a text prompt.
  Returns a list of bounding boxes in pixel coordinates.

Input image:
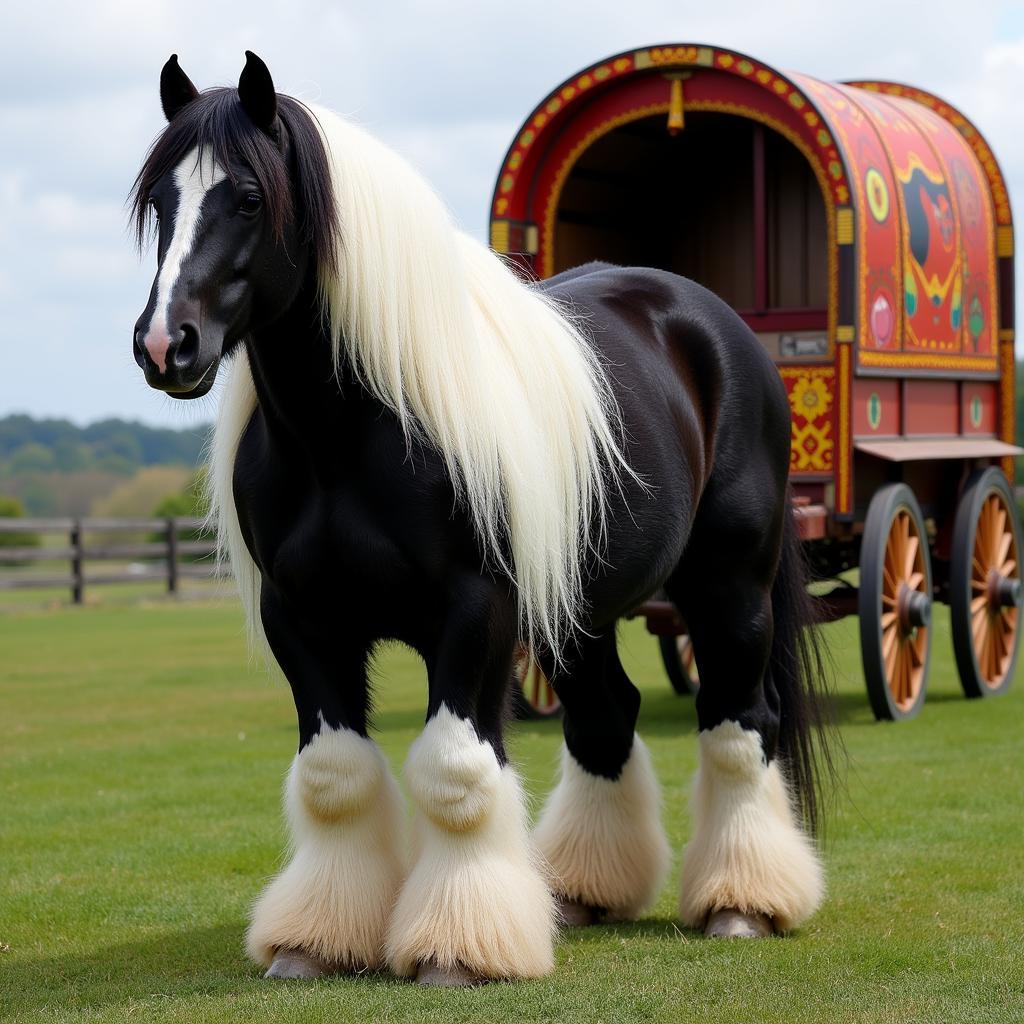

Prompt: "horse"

[129,51,832,986]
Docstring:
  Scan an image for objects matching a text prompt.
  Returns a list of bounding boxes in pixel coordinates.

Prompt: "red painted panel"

[892,98,998,359]
[961,382,997,435]
[853,91,962,356]
[799,80,903,353]
[853,378,899,436]
[904,380,959,435]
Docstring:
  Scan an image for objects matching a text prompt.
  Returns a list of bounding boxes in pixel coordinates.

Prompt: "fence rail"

[0,517,223,603]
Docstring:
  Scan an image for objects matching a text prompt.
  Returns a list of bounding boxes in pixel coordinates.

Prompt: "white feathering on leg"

[534,735,670,919]
[386,707,556,979]
[247,725,405,969]
[679,720,824,931]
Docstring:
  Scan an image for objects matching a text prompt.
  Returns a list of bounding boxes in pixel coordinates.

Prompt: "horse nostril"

[133,330,147,369]
[173,321,201,370]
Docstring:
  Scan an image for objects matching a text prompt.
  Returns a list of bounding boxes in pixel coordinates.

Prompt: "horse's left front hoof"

[415,959,486,987]
[265,947,341,979]
[704,908,774,938]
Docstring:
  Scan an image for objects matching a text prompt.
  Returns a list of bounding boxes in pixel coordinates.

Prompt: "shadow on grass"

[1,924,265,1016]
[1,915,772,1018]
[826,686,971,727]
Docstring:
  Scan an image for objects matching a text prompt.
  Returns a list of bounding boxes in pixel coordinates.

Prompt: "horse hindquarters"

[669,485,825,936]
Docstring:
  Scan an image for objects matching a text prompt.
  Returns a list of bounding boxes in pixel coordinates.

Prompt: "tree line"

[0,415,210,516]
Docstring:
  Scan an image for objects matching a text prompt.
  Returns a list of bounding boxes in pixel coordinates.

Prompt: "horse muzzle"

[133,318,221,399]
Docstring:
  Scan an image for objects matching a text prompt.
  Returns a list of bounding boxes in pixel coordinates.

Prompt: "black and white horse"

[130,53,831,985]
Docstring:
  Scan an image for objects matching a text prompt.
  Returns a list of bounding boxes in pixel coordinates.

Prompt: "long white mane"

[210,105,629,657]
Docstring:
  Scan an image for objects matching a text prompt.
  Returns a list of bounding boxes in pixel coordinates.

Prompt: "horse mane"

[149,90,631,656]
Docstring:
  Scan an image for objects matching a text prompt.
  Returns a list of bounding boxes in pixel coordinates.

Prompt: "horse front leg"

[385,579,557,985]
[248,585,405,978]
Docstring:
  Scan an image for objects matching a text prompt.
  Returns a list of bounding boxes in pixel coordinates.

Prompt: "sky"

[2,0,1023,428]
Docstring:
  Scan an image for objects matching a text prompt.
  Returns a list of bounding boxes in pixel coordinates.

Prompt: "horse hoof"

[704,908,775,939]
[415,960,485,987]
[265,947,338,979]
[555,895,601,928]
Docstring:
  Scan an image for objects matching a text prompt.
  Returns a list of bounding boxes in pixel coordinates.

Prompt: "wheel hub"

[989,571,1021,610]
[898,584,931,631]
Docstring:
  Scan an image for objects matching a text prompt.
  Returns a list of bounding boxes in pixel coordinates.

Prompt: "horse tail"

[768,500,839,837]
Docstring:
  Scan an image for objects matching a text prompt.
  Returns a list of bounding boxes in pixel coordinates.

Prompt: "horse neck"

[244,278,366,460]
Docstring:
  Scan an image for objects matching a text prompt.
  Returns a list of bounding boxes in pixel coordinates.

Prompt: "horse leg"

[534,630,669,925]
[385,579,556,985]
[669,515,823,937]
[248,587,405,978]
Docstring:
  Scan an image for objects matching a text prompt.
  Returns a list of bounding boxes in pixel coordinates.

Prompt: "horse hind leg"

[534,630,670,924]
[385,580,556,984]
[248,589,405,977]
[669,505,824,938]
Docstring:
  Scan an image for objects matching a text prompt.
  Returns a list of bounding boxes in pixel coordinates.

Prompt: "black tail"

[769,503,839,836]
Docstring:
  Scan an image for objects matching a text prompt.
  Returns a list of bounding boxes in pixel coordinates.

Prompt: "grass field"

[1,599,1022,1023]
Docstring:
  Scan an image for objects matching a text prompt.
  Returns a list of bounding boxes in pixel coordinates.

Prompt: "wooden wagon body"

[493,44,1022,719]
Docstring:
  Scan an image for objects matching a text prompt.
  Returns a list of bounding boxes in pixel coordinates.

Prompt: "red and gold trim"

[491,45,853,228]
[837,340,852,515]
[1000,335,1016,480]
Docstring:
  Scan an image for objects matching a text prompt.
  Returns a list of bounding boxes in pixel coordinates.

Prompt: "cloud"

[0,0,1021,425]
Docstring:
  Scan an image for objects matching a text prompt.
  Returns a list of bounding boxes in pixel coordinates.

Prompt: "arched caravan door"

[491,47,854,511]
[550,111,830,359]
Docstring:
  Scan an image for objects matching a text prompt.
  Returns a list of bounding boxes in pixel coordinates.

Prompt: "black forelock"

[129,88,338,277]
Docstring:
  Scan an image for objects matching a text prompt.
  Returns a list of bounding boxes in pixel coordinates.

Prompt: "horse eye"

[240,192,263,214]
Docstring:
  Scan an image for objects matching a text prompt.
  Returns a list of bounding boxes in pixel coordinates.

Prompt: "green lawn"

[1,600,1022,1023]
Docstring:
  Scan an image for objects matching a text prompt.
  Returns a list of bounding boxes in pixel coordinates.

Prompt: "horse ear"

[160,54,199,122]
[238,50,278,134]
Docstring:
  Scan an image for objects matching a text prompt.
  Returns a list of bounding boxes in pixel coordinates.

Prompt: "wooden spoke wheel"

[950,467,1022,698]
[859,484,933,720]
[659,634,699,696]
[512,647,562,720]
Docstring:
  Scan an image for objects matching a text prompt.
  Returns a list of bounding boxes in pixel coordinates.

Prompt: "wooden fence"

[0,517,223,603]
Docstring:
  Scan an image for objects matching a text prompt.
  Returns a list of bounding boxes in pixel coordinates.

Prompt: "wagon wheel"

[950,467,1023,698]
[659,634,699,696]
[859,484,933,720]
[512,647,562,720]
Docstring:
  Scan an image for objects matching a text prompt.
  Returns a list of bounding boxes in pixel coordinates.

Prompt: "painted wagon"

[495,44,1022,721]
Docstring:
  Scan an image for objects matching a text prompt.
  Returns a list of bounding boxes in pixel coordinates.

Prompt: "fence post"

[167,516,179,595]
[70,519,84,605]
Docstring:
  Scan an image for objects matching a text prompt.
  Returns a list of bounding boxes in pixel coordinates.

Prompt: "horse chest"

[235,433,448,622]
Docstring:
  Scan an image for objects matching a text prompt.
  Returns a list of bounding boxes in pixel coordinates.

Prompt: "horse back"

[541,264,792,620]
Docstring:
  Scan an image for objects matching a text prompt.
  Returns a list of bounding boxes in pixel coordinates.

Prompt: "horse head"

[131,52,329,398]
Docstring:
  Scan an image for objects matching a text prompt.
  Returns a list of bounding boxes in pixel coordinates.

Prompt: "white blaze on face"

[143,148,226,373]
